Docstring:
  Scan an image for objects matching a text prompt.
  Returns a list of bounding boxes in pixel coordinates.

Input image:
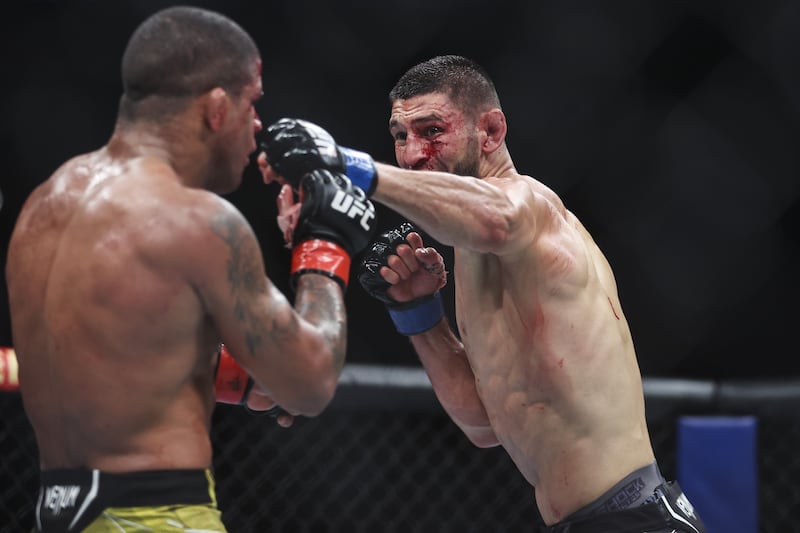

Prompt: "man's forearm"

[373,163,514,252]
[409,320,496,445]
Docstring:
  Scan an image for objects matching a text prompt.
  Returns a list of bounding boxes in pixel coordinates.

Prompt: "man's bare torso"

[6,148,219,472]
[453,175,655,524]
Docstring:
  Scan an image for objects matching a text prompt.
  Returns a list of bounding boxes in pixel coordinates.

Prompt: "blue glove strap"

[340,146,377,196]
[387,292,445,336]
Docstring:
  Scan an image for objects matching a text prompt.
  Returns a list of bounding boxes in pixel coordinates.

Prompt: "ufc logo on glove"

[331,190,375,231]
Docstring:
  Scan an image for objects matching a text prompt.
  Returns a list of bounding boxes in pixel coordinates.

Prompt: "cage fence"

[1,366,799,532]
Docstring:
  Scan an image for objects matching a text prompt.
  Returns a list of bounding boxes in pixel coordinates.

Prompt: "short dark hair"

[389,55,501,115]
[119,6,258,118]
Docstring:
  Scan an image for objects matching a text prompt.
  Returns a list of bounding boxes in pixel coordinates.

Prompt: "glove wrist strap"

[292,239,351,290]
[387,292,444,336]
[214,345,253,405]
[340,146,377,196]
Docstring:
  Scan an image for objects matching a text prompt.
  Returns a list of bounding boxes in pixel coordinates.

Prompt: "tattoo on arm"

[294,275,347,373]
[209,209,347,370]
[209,210,270,357]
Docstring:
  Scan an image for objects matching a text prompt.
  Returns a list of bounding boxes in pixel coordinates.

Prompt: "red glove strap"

[214,344,252,405]
[291,239,351,289]
[0,347,19,392]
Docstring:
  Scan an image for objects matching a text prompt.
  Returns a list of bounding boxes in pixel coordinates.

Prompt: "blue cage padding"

[677,416,758,533]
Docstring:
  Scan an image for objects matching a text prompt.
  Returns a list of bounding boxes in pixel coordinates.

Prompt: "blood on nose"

[422,141,440,160]
[404,136,439,169]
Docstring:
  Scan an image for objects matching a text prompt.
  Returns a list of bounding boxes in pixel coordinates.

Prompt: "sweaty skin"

[6,63,345,472]
[374,92,655,524]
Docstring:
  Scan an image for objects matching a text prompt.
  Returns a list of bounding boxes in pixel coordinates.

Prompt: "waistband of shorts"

[560,461,665,521]
[543,481,703,533]
[543,497,668,533]
[39,468,216,508]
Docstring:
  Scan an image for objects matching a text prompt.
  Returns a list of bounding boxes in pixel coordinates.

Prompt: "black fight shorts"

[542,481,707,533]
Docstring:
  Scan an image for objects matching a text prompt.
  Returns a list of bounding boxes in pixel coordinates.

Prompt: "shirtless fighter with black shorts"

[259,55,706,533]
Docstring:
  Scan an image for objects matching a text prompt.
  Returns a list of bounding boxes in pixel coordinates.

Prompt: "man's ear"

[479,108,507,154]
[204,87,229,131]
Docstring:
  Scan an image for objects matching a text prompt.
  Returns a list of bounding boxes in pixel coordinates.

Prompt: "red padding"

[214,344,251,405]
[291,239,351,288]
[0,347,19,392]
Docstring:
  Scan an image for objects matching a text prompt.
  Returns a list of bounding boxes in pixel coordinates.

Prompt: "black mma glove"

[291,169,377,290]
[260,118,377,196]
[358,223,445,336]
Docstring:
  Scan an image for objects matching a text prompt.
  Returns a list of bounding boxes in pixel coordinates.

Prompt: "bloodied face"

[389,92,481,177]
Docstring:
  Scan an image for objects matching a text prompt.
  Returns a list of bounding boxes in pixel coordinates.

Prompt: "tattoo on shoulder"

[209,209,267,356]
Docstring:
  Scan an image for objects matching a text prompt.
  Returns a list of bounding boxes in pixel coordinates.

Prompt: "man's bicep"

[487,179,542,256]
[198,204,290,358]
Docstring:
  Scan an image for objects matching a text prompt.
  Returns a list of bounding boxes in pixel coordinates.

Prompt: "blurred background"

[1,0,798,380]
[1,1,799,531]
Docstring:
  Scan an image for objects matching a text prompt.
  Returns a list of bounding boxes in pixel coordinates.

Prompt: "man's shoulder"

[149,187,245,248]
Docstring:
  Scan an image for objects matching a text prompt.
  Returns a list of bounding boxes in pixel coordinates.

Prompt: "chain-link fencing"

[1,367,799,532]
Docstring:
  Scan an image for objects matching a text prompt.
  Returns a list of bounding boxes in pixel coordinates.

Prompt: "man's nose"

[400,136,429,170]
